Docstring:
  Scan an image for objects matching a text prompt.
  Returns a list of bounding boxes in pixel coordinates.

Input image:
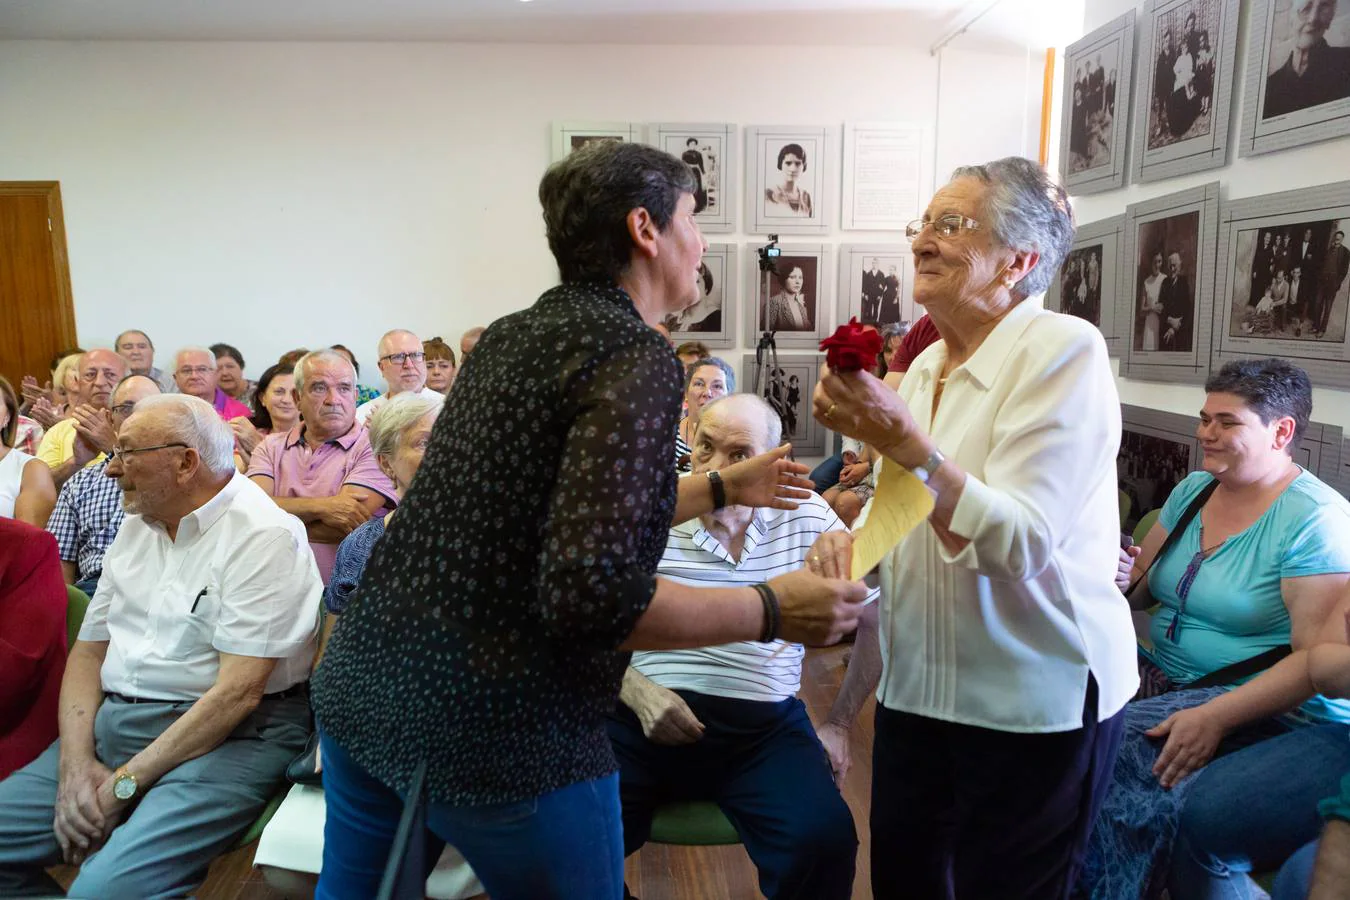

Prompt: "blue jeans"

[316,731,625,900]
[1167,723,1350,899]
[809,454,844,495]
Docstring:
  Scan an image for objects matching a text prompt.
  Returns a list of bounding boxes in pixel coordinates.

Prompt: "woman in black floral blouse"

[311,141,868,899]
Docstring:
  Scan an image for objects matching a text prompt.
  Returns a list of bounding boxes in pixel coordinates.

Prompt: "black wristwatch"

[706,470,727,510]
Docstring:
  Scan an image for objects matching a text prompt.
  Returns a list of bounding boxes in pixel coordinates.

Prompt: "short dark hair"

[210,342,245,370]
[684,357,736,395]
[327,344,358,375]
[1336,231,1345,240]
[1204,358,1312,452]
[686,137,699,147]
[538,141,696,284]
[777,143,807,171]
[251,363,295,432]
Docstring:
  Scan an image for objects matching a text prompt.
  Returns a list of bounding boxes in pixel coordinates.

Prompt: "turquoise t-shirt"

[1149,470,1350,724]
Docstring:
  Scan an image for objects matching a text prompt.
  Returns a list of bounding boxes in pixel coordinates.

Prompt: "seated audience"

[228,364,296,469]
[1080,359,1350,899]
[1166,597,1350,899]
[46,375,161,597]
[247,350,396,584]
[0,394,318,899]
[610,394,877,900]
[37,350,128,491]
[0,519,67,780]
[423,337,457,395]
[0,377,56,527]
[210,342,256,408]
[820,436,875,527]
[675,340,711,372]
[329,343,381,406]
[24,350,85,431]
[675,357,733,473]
[354,329,443,425]
[114,329,174,392]
[459,326,484,360]
[321,393,443,652]
[173,347,251,421]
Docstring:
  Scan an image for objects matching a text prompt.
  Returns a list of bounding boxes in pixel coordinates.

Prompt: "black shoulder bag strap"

[1123,478,1219,609]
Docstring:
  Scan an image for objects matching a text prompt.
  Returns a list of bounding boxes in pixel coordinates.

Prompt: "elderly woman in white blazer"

[808,157,1138,900]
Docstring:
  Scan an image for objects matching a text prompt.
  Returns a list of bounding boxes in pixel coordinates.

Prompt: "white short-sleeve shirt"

[354,387,445,425]
[80,471,322,700]
[864,299,1139,732]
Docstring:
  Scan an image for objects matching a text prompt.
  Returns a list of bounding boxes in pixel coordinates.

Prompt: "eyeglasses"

[109,442,188,463]
[109,402,136,417]
[905,214,981,240]
[178,366,214,376]
[380,352,426,366]
[1165,542,1221,642]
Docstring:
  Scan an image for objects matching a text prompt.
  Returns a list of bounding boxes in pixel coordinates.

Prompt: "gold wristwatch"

[112,767,138,801]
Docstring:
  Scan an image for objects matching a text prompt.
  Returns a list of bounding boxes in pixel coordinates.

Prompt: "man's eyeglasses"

[905,214,981,240]
[380,352,426,366]
[178,366,214,377]
[109,442,188,463]
[109,402,136,417]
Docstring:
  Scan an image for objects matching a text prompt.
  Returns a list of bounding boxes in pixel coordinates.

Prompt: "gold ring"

[809,555,821,564]
[825,403,837,420]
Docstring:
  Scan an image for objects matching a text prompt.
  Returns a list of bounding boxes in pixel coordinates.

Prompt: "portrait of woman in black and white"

[760,263,815,332]
[764,142,814,217]
[666,259,723,334]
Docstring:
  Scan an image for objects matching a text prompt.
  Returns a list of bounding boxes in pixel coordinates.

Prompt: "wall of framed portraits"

[1067,0,1350,476]
[1,34,1046,461]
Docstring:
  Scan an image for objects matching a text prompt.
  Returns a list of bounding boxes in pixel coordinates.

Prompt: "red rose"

[819,318,883,373]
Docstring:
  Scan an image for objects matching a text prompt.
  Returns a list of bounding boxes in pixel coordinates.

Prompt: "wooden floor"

[53,645,873,900]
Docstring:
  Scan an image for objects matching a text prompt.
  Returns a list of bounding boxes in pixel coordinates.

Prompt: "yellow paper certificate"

[851,458,935,580]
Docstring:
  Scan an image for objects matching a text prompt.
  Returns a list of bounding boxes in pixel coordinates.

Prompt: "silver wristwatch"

[909,448,946,485]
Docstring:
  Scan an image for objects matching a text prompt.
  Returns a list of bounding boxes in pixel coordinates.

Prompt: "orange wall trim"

[1039,47,1056,166]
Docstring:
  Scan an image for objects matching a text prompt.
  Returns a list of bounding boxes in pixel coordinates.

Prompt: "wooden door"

[0,182,78,392]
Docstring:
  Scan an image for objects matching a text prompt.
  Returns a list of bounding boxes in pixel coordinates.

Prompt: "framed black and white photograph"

[1121,181,1221,383]
[1238,0,1350,157]
[746,125,835,235]
[1119,404,1201,529]
[1211,180,1350,388]
[550,122,642,162]
[1045,215,1126,356]
[740,352,829,458]
[1131,0,1241,182]
[836,244,914,329]
[648,123,736,233]
[1296,420,1345,484]
[661,244,738,349]
[840,122,929,231]
[1060,10,1135,195]
[744,244,834,350]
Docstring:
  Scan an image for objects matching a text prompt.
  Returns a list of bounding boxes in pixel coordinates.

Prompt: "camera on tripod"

[757,235,781,275]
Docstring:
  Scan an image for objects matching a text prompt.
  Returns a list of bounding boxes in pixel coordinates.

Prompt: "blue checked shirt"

[46,459,124,581]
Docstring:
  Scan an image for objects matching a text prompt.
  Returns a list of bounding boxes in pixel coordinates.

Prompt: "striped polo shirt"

[633,493,878,703]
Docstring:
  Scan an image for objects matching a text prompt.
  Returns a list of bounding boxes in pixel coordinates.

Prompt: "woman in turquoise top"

[1079,359,1350,899]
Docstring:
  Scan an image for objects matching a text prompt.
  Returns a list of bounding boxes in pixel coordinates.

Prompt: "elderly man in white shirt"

[609,393,880,900]
[811,157,1137,899]
[354,329,445,425]
[0,394,320,900]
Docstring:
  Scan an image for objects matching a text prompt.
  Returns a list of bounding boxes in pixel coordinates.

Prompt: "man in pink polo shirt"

[246,349,396,584]
[173,347,253,421]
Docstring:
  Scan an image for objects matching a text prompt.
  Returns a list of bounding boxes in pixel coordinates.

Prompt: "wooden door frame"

[0,181,79,349]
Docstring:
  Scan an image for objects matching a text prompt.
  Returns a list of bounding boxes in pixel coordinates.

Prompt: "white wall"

[0,38,1042,394]
[1074,0,1350,431]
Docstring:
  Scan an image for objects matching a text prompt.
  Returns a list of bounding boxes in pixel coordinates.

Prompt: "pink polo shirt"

[245,422,397,584]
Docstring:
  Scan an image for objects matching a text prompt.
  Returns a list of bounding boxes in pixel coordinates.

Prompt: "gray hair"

[368,394,441,460]
[949,156,1075,300]
[699,393,782,451]
[174,346,217,370]
[293,349,356,390]
[684,356,736,395]
[131,394,236,476]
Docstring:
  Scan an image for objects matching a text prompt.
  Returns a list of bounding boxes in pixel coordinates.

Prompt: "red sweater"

[0,519,68,779]
[889,314,942,373]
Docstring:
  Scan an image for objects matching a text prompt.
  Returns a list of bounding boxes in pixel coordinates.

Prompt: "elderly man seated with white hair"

[608,393,881,900]
[353,329,444,426]
[173,346,252,422]
[0,394,320,900]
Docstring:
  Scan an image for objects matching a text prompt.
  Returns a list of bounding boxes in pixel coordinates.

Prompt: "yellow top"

[36,418,106,469]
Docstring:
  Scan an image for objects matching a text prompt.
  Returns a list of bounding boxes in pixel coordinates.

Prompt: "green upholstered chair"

[229,789,287,851]
[1118,489,1131,529]
[648,800,740,846]
[1133,508,1161,549]
[65,585,91,650]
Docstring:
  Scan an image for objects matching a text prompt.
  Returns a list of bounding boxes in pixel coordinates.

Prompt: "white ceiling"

[0,0,1084,50]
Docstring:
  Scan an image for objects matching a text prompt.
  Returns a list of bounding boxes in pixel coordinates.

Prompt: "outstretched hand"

[722,444,814,510]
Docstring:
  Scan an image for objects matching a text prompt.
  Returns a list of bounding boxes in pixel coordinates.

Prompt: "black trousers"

[870,674,1124,900]
[608,691,856,900]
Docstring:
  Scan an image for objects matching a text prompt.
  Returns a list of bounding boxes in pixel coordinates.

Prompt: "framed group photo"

[740,352,829,457]
[836,245,913,330]
[1060,9,1135,194]
[1211,180,1350,388]
[648,123,737,233]
[743,244,834,350]
[662,244,738,350]
[1238,0,1350,156]
[1045,215,1127,356]
[550,122,642,162]
[1120,181,1221,383]
[1131,0,1241,182]
[1118,404,1201,530]
[745,125,836,235]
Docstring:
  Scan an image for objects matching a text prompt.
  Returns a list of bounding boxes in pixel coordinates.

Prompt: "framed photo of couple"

[1045,215,1127,356]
